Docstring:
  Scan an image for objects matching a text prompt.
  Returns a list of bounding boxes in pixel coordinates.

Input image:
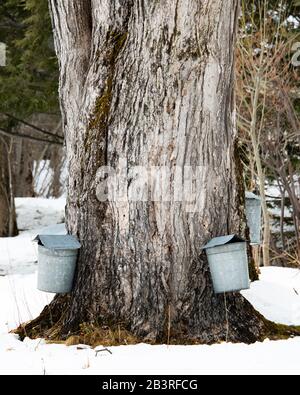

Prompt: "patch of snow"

[242,268,300,326]
[1,333,300,375]
[0,198,66,275]
[285,16,300,28]
[0,274,54,333]
[15,198,65,231]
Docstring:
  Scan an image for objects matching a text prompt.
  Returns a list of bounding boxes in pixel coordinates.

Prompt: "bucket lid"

[246,191,261,201]
[33,235,81,250]
[202,234,245,250]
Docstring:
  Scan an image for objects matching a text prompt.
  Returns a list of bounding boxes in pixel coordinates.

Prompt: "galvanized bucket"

[34,235,81,294]
[204,235,250,294]
[245,192,262,245]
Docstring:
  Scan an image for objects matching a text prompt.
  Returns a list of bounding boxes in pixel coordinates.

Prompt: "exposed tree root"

[14,294,300,347]
[14,294,71,341]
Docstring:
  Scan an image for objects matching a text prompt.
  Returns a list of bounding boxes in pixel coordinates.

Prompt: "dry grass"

[43,323,142,348]
[76,323,141,347]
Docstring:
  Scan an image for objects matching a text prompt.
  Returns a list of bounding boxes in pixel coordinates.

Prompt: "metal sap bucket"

[34,235,81,294]
[245,192,262,245]
[203,235,250,294]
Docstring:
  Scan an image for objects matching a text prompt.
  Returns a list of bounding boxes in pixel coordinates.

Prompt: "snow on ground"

[15,197,65,231]
[1,198,300,375]
[1,334,300,375]
[242,268,300,326]
[0,274,54,333]
[0,198,66,276]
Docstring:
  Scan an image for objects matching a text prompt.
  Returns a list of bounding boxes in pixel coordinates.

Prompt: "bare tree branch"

[2,113,64,141]
[0,127,63,146]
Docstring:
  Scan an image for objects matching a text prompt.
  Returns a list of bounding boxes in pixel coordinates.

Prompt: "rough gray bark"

[40,0,268,343]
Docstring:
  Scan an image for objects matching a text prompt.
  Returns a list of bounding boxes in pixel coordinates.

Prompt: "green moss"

[109,31,128,55]
[83,30,128,166]
[263,320,300,341]
[88,86,112,131]
[88,31,128,132]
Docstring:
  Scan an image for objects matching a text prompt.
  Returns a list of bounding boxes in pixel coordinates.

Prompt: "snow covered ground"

[0,198,66,276]
[1,198,300,375]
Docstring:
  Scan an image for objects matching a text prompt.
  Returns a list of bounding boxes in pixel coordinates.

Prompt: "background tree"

[0,135,17,237]
[0,0,64,236]
[237,0,300,267]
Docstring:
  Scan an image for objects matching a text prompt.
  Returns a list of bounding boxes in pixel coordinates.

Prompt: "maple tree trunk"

[20,0,286,344]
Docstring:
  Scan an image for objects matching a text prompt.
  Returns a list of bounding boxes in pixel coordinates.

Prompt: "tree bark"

[0,137,18,237]
[29,0,278,344]
[14,140,35,198]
